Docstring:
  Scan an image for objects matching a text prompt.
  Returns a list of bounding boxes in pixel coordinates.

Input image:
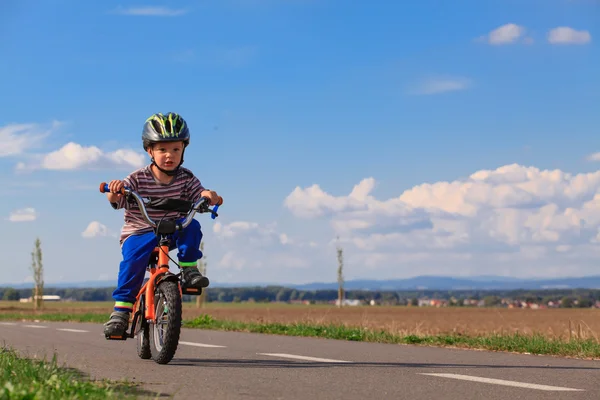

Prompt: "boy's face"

[147,141,184,171]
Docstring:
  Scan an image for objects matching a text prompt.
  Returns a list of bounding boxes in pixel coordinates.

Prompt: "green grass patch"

[0,301,114,310]
[0,346,140,399]
[0,313,109,324]
[184,314,600,359]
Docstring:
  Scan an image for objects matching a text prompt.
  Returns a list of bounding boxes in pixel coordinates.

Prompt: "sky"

[0,0,599,286]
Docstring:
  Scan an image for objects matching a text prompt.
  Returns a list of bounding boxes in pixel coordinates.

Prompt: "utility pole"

[31,238,44,310]
[336,236,344,308]
[196,241,207,308]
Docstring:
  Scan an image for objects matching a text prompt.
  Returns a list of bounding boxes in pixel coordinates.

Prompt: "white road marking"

[179,341,226,348]
[419,373,585,392]
[0,322,17,326]
[258,353,351,363]
[57,328,89,333]
[23,325,47,329]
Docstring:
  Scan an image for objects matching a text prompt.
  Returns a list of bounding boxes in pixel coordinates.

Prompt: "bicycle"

[99,182,223,364]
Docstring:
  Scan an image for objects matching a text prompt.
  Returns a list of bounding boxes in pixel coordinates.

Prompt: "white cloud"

[282,163,600,278]
[211,220,314,276]
[218,251,248,271]
[284,179,371,219]
[586,152,600,161]
[81,221,115,238]
[410,77,471,95]
[213,221,261,238]
[477,23,528,45]
[0,121,61,157]
[279,233,291,245]
[548,27,591,45]
[213,220,294,247]
[112,6,187,16]
[12,160,600,283]
[8,208,37,222]
[16,142,146,171]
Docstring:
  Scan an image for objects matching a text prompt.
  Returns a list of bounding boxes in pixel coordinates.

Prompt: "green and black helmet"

[142,112,191,176]
[142,112,190,151]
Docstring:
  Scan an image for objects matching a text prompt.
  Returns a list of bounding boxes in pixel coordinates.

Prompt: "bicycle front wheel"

[149,280,182,364]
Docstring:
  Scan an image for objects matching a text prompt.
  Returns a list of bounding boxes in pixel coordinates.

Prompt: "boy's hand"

[201,190,220,205]
[108,180,125,196]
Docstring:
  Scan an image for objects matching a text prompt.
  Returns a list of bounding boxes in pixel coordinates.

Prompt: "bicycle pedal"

[105,333,128,341]
[181,286,202,296]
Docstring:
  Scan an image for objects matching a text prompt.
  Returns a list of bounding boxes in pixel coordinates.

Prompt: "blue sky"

[1,0,598,286]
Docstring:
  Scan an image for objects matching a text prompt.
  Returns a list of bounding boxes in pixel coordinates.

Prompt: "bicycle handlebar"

[99,182,223,229]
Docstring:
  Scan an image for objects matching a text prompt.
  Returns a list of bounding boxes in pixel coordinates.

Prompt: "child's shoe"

[103,310,130,339]
[182,267,210,289]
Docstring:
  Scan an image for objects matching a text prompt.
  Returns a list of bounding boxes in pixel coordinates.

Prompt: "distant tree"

[577,297,593,308]
[541,296,554,306]
[483,296,501,307]
[380,292,398,305]
[31,238,44,310]
[275,288,288,302]
[289,289,299,301]
[2,288,19,301]
[560,296,574,308]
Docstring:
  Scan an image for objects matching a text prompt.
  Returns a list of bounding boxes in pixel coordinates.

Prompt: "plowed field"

[3,301,599,341]
[184,304,600,341]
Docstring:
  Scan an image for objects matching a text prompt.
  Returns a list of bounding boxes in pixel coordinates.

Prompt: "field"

[3,300,600,342]
[186,305,600,341]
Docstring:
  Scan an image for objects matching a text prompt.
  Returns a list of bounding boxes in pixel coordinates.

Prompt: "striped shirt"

[111,165,206,244]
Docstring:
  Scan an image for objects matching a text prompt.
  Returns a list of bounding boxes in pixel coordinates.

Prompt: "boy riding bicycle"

[103,112,221,338]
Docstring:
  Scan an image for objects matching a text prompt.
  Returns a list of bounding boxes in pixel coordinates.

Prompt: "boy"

[103,112,220,338]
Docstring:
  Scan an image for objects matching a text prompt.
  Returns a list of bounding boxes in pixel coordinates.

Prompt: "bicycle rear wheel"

[149,280,182,364]
[135,296,151,359]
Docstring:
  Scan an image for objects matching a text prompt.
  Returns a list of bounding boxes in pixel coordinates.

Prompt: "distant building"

[19,295,61,303]
[334,299,362,306]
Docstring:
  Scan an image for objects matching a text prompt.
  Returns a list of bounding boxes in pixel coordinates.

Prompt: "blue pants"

[112,219,203,305]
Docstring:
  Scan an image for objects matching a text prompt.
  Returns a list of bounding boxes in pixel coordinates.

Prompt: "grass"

[183,314,600,359]
[0,346,141,399]
[0,313,108,323]
[0,301,114,310]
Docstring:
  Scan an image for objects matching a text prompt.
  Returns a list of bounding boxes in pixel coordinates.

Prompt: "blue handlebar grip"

[211,204,220,219]
[100,183,129,193]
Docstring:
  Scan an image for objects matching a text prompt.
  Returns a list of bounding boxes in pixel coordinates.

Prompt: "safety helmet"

[142,112,191,176]
[142,112,190,151]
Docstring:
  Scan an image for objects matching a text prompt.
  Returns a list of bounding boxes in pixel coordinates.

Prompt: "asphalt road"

[1,320,599,399]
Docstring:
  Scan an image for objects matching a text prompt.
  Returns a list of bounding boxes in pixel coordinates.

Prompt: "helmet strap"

[152,159,179,176]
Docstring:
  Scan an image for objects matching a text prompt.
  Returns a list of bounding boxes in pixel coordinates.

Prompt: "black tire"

[149,280,182,364]
[136,322,151,359]
[135,296,151,359]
